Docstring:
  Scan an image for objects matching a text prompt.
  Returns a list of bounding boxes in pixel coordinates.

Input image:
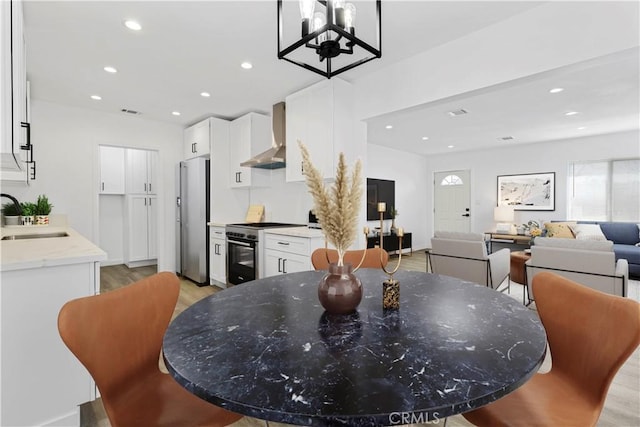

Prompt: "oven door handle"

[228,240,253,247]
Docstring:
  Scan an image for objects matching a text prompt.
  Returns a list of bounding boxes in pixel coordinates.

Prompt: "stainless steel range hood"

[241,102,286,170]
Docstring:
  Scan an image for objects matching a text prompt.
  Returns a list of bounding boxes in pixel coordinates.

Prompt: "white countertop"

[0,226,107,271]
[208,222,227,227]
[264,227,325,238]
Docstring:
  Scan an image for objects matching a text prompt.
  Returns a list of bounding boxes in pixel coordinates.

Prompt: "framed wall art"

[497,172,555,211]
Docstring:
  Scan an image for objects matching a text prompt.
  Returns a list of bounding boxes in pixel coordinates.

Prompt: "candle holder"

[378,203,403,310]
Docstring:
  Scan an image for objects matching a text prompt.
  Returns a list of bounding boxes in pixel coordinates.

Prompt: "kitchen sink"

[1,232,69,240]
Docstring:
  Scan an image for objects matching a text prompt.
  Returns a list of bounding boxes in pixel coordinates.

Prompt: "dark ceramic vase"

[318,263,362,314]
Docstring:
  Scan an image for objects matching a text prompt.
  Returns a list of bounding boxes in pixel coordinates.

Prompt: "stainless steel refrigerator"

[176,157,210,285]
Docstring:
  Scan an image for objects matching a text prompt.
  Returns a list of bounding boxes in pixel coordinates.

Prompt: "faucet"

[1,193,22,215]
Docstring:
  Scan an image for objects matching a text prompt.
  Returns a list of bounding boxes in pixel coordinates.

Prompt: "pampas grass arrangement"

[299,141,362,266]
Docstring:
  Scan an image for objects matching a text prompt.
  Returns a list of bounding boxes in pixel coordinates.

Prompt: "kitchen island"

[0,225,106,426]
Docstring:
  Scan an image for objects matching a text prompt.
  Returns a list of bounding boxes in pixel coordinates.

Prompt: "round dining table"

[163,269,546,426]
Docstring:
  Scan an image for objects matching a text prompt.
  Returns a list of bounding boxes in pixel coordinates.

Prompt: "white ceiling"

[23,1,639,155]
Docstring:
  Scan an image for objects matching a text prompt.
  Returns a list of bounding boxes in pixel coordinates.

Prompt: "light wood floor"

[83,252,640,426]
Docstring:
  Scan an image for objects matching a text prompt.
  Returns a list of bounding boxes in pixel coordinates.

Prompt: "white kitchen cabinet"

[229,112,271,188]
[125,195,157,266]
[285,78,355,182]
[0,229,104,426]
[1,0,27,172]
[209,225,226,285]
[263,232,324,277]
[184,118,211,159]
[126,148,157,194]
[99,145,125,194]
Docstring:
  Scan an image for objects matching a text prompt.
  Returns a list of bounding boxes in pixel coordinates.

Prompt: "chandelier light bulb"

[299,0,315,20]
[313,11,327,42]
[344,3,356,29]
[334,0,346,27]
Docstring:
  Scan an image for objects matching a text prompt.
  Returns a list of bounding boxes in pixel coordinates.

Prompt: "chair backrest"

[58,272,180,399]
[311,248,389,270]
[527,238,624,297]
[430,234,491,285]
[532,272,640,408]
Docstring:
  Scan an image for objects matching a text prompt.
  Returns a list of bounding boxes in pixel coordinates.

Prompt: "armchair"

[525,237,628,303]
[429,231,510,292]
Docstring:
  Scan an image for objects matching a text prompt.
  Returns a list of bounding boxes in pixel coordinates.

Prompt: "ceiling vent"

[447,108,468,117]
[120,108,142,115]
[499,136,515,141]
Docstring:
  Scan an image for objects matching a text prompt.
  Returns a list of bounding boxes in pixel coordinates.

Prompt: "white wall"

[354,1,639,121]
[1,100,184,272]
[367,144,429,250]
[424,130,640,238]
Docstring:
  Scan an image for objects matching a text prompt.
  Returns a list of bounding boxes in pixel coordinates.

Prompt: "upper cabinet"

[228,112,270,189]
[99,146,125,194]
[285,78,354,182]
[126,148,157,195]
[1,0,28,173]
[184,118,211,159]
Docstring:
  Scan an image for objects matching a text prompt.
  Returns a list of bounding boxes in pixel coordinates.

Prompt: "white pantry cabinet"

[263,232,324,277]
[125,195,157,266]
[0,0,27,172]
[126,148,157,194]
[229,112,271,188]
[209,225,226,285]
[99,145,125,194]
[184,118,211,159]
[285,78,355,182]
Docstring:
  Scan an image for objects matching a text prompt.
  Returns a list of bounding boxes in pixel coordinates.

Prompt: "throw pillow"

[544,221,577,238]
[569,223,607,241]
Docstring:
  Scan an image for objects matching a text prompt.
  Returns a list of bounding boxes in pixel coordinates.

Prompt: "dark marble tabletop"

[163,269,546,426]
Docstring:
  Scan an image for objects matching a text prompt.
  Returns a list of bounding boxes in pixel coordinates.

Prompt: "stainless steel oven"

[226,233,257,286]
[226,223,305,286]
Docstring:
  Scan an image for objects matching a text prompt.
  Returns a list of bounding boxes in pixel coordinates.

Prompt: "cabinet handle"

[282,258,287,274]
[148,183,152,192]
[149,198,152,206]
[193,142,197,153]
[144,183,147,192]
[301,161,304,174]
[101,182,104,191]
[144,198,147,206]
[238,171,242,183]
[277,258,282,273]
[277,241,290,246]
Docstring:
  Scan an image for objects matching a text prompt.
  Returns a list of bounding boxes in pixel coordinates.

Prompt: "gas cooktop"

[227,222,305,229]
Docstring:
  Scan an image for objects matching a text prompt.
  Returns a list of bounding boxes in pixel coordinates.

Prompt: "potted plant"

[34,194,53,225]
[20,202,36,225]
[2,202,22,226]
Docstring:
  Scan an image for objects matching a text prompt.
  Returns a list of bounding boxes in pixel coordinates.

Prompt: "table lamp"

[494,206,515,234]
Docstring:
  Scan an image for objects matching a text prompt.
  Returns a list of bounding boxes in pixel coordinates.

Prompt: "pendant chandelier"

[277,0,382,79]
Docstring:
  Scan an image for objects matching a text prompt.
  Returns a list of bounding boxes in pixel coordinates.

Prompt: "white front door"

[434,170,471,232]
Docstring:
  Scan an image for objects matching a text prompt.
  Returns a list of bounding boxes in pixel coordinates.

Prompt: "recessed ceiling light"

[124,20,142,31]
[90,95,102,100]
[447,145,455,149]
[241,62,253,69]
[565,111,579,116]
[577,126,587,130]
[549,87,564,94]
[104,66,118,73]
[172,111,181,116]
[421,136,429,141]
[200,92,211,97]
[385,125,393,129]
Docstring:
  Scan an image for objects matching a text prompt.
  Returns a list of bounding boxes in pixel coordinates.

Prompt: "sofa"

[546,221,640,279]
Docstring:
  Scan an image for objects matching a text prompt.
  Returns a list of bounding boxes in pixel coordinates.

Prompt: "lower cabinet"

[125,195,157,267]
[264,232,324,277]
[209,226,226,285]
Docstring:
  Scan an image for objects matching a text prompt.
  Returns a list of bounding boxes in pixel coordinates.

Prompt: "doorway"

[434,170,471,233]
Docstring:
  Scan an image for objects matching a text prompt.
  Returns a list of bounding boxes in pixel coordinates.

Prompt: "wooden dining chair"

[462,271,640,427]
[58,272,243,427]
[311,247,389,270]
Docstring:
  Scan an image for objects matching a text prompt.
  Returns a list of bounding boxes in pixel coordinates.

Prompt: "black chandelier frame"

[277,0,382,79]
